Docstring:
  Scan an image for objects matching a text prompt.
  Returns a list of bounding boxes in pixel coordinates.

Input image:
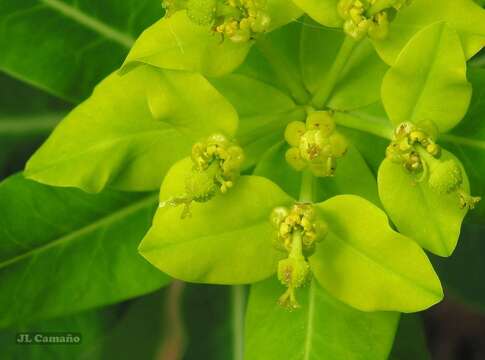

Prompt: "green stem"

[299,171,314,203]
[311,36,358,109]
[256,38,311,105]
[231,285,246,360]
[332,110,393,140]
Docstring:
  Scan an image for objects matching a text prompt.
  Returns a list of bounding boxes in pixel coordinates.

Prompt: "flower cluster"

[386,122,480,209]
[386,121,440,173]
[160,133,244,218]
[284,111,348,177]
[213,0,271,43]
[163,0,270,42]
[270,204,328,309]
[337,0,411,40]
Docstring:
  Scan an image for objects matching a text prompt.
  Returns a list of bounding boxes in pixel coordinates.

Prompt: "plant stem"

[299,170,315,203]
[256,37,311,105]
[332,110,394,140]
[231,285,246,360]
[311,36,357,109]
[158,281,186,360]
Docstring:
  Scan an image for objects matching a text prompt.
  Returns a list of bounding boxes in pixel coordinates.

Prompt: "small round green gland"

[284,121,306,147]
[306,111,335,136]
[285,147,307,171]
[328,132,348,157]
[426,143,440,157]
[222,145,245,176]
[270,207,289,229]
[409,130,425,144]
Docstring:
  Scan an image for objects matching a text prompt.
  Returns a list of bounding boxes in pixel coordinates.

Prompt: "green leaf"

[310,195,443,312]
[389,314,430,360]
[0,288,170,359]
[210,74,305,167]
[0,174,169,328]
[0,0,162,101]
[245,277,399,360]
[255,22,311,104]
[441,67,485,223]
[0,72,69,179]
[139,158,293,284]
[378,150,469,257]
[374,0,485,65]
[291,0,342,27]
[25,65,237,193]
[381,22,472,133]
[122,0,301,76]
[301,19,388,111]
[254,141,380,205]
[431,224,485,311]
[0,306,120,359]
[122,12,251,77]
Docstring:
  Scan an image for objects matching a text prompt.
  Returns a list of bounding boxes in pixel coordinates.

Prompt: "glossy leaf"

[25,65,237,193]
[210,74,305,167]
[122,1,302,76]
[442,67,485,223]
[122,12,251,77]
[374,0,485,65]
[301,20,388,111]
[0,73,69,179]
[0,0,162,101]
[378,150,469,257]
[255,22,310,104]
[0,306,120,359]
[0,288,170,359]
[291,0,341,27]
[0,174,169,328]
[254,141,380,205]
[245,277,399,360]
[382,22,472,133]
[139,158,293,284]
[310,195,443,312]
